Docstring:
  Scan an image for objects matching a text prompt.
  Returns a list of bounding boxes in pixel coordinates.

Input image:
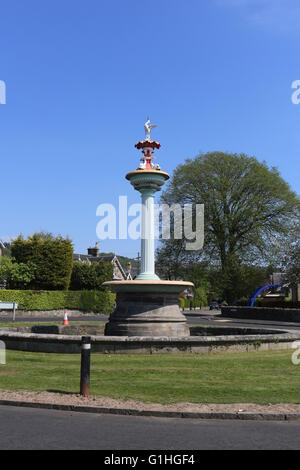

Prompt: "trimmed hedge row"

[0,290,116,314]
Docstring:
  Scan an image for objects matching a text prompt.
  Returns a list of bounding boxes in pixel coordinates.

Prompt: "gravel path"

[1,390,300,414]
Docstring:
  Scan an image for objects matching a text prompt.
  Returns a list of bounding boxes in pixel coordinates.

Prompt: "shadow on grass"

[47,389,77,396]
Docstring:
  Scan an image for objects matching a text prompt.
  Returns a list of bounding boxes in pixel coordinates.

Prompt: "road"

[185,313,300,332]
[0,405,300,450]
[1,311,300,332]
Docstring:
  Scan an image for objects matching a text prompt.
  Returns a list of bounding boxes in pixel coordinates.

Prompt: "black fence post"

[80,336,91,397]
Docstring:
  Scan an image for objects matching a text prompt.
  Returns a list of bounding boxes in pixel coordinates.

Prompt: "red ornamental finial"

[135,118,162,171]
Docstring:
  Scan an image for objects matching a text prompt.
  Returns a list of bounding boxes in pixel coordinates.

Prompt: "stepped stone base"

[103,281,193,338]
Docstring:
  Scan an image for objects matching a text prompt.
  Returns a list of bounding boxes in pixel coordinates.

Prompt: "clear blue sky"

[1,0,299,258]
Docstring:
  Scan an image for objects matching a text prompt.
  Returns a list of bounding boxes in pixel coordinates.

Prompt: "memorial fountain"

[104,119,194,337]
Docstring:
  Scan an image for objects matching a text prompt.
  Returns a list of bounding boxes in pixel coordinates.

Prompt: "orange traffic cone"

[63,311,69,326]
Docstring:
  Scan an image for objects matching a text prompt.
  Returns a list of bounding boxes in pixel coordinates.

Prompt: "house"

[292,284,300,302]
[261,273,299,303]
[74,243,132,281]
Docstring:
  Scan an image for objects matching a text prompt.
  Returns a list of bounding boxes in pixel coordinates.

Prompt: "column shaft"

[137,189,159,280]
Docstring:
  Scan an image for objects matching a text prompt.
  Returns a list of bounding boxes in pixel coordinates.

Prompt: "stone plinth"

[103,280,193,337]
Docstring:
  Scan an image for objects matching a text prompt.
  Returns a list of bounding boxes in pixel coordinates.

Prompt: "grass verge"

[0,350,299,404]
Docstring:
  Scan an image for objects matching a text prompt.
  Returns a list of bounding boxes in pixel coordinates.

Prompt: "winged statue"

[144,117,157,141]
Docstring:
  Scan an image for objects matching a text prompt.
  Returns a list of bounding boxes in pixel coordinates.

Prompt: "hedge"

[0,290,116,314]
[70,261,113,291]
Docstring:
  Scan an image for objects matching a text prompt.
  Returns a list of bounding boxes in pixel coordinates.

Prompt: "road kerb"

[0,399,299,421]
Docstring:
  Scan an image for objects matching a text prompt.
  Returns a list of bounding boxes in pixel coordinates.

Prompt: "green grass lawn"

[1,350,300,404]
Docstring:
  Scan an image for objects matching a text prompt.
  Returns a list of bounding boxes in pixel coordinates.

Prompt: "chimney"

[88,242,99,258]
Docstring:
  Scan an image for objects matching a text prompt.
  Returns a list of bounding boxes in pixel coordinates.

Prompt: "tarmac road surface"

[1,311,300,332]
[0,405,300,450]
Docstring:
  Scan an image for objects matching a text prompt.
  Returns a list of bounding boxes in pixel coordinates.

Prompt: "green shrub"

[194,286,208,307]
[70,260,113,290]
[0,290,115,313]
[0,257,36,289]
[11,233,74,291]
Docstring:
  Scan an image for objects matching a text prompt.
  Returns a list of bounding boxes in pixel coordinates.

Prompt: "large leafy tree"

[285,245,300,286]
[158,152,300,302]
[281,229,300,287]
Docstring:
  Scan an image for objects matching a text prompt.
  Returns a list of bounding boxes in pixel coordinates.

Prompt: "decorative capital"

[135,140,161,151]
[132,119,163,172]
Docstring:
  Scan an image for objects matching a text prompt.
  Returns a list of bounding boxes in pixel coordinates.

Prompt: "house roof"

[73,253,127,280]
[74,254,115,262]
